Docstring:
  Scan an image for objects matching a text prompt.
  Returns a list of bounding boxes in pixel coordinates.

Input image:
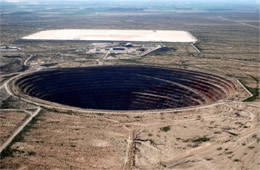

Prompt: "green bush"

[160,126,171,132]
[192,136,210,143]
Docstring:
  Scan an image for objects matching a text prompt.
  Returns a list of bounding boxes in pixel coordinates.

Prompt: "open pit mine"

[13,65,235,111]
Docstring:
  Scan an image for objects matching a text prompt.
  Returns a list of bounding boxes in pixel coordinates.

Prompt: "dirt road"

[0,107,41,153]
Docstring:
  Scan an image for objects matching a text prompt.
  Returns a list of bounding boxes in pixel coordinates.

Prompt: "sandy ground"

[0,101,259,170]
[132,101,260,170]
[0,111,129,169]
[0,111,28,146]
[22,29,197,43]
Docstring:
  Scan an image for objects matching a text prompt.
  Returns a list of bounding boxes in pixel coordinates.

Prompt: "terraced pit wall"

[14,65,236,111]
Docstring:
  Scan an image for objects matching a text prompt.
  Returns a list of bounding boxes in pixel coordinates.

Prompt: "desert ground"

[0,100,259,169]
[0,111,28,147]
[0,1,259,170]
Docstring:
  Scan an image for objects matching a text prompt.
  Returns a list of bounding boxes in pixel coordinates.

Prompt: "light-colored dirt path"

[3,71,25,96]
[124,130,136,170]
[23,55,34,66]
[138,45,163,57]
[218,16,260,29]
[0,107,41,153]
[153,101,258,169]
[236,79,254,100]
[0,109,32,115]
[191,43,201,54]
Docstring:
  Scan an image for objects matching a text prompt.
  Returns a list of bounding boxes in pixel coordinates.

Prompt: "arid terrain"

[0,0,259,169]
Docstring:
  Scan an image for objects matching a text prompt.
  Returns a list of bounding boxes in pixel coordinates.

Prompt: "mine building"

[125,43,133,47]
[113,47,126,51]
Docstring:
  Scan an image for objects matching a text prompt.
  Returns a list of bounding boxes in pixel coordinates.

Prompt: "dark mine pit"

[15,65,235,111]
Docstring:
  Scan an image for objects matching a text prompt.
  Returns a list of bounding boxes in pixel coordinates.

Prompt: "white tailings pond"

[22,29,197,43]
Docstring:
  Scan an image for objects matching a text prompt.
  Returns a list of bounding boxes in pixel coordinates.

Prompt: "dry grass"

[0,111,28,146]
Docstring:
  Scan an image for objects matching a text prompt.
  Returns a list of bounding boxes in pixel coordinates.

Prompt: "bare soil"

[0,101,259,169]
[0,111,28,146]
[0,5,259,170]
